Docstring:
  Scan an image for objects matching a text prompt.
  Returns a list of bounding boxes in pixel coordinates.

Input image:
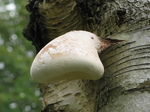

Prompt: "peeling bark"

[23,0,150,112]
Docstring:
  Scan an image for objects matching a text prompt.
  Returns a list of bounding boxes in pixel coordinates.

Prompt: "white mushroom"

[30,30,120,83]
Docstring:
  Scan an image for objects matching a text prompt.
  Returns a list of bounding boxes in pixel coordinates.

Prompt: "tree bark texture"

[97,29,150,112]
[23,0,150,112]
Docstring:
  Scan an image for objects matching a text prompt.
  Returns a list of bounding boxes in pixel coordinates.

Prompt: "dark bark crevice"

[23,0,50,52]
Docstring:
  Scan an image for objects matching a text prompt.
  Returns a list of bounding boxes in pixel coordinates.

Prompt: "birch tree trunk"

[23,0,150,112]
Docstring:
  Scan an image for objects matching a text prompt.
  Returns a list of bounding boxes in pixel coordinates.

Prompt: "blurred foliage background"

[0,0,42,111]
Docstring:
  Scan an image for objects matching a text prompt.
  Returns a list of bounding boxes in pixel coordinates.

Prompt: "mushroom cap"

[30,31,104,83]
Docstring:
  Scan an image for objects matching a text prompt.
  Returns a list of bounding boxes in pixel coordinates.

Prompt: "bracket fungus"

[30,30,121,83]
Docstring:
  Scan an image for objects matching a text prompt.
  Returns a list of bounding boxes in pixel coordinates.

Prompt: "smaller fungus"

[30,30,121,83]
